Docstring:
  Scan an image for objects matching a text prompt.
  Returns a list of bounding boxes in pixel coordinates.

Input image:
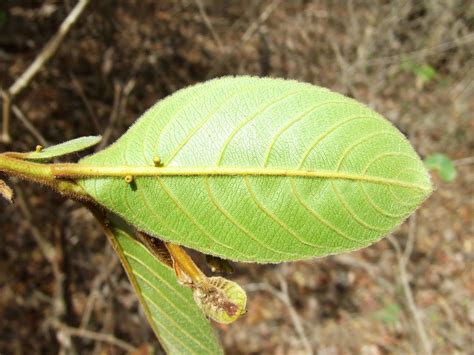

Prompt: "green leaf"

[424,153,457,182]
[401,61,437,84]
[373,303,401,325]
[24,136,102,161]
[78,76,432,263]
[193,276,247,324]
[415,64,437,83]
[106,219,223,354]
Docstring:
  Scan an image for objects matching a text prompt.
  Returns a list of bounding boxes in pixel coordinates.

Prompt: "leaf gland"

[124,175,134,184]
[153,156,162,167]
[35,145,43,153]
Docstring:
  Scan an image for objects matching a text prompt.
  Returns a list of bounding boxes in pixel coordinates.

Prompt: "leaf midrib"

[63,165,431,191]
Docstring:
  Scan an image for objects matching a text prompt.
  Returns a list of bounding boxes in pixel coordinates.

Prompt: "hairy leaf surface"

[78,77,432,262]
[107,220,223,354]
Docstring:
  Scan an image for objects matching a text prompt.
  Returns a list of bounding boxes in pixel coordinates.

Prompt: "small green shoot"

[424,154,457,182]
[373,303,402,326]
[401,60,437,85]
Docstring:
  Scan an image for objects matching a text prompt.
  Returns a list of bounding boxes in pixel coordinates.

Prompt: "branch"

[388,232,432,355]
[1,0,91,143]
[195,0,224,52]
[11,104,48,146]
[245,273,314,354]
[206,0,281,78]
[8,0,91,97]
[55,321,137,353]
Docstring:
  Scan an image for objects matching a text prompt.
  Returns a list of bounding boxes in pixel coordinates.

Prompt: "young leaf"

[193,276,247,324]
[23,135,102,161]
[76,76,432,263]
[424,153,457,182]
[106,220,223,354]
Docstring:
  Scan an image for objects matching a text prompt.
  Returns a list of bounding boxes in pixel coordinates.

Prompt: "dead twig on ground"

[1,90,11,143]
[69,73,102,133]
[55,321,137,353]
[454,156,474,166]
[96,79,135,151]
[15,187,56,263]
[1,0,91,143]
[360,32,474,67]
[79,246,119,329]
[332,254,394,292]
[206,0,281,78]
[15,187,77,352]
[403,212,417,264]
[195,0,224,52]
[97,82,122,151]
[11,104,48,147]
[388,219,432,355]
[245,269,314,355]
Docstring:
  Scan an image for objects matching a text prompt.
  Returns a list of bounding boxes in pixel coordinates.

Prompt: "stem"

[1,91,11,143]
[0,153,88,198]
[0,153,51,178]
[8,0,91,97]
[165,243,206,285]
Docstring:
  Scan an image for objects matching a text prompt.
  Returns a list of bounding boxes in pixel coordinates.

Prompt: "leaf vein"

[166,82,259,165]
[131,267,210,351]
[157,177,248,258]
[217,89,311,165]
[263,100,348,166]
[289,178,365,245]
[330,181,387,232]
[388,168,426,207]
[298,116,377,167]
[148,80,229,164]
[243,177,322,251]
[146,310,202,355]
[123,239,205,314]
[335,131,402,170]
[139,292,207,354]
[204,177,300,257]
[359,152,422,218]
[329,132,414,230]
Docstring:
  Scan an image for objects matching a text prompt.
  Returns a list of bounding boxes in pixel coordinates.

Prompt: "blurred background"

[0,1,472,354]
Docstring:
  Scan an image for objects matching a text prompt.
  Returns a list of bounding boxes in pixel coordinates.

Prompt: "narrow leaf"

[106,219,223,354]
[24,135,102,161]
[78,76,433,263]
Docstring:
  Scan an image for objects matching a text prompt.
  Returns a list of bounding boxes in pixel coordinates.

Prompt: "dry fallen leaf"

[0,179,14,203]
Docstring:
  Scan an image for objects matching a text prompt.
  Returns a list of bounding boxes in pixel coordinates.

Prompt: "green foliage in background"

[424,153,457,182]
[0,10,7,27]
[401,60,437,84]
[373,303,402,326]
